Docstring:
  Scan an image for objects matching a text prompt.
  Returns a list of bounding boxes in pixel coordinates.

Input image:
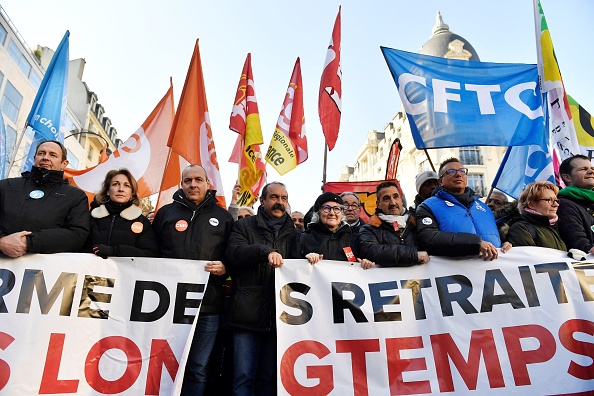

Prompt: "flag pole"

[322,142,328,190]
[423,149,436,172]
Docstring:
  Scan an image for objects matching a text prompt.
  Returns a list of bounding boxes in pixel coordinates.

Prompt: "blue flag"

[0,111,6,179]
[381,47,546,149]
[22,31,70,172]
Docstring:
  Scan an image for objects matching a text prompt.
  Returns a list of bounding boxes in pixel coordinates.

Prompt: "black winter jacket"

[153,189,234,314]
[226,211,300,331]
[505,212,566,251]
[88,203,158,257]
[557,197,594,252]
[0,167,90,254]
[356,213,419,267]
[300,222,353,261]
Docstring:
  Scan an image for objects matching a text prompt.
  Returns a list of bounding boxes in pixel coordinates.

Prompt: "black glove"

[92,244,113,259]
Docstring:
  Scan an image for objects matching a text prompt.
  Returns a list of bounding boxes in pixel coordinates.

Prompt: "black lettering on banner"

[481,269,526,313]
[16,270,77,316]
[78,275,115,319]
[435,275,478,317]
[534,262,570,304]
[279,282,312,325]
[331,282,367,324]
[369,281,401,322]
[550,97,560,109]
[0,269,15,313]
[130,281,170,322]
[400,278,432,320]
[572,263,594,302]
[173,283,204,324]
[518,265,540,307]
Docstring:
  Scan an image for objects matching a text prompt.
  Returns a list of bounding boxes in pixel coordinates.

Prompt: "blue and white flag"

[22,31,69,172]
[381,47,546,149]
[0,111,6,179]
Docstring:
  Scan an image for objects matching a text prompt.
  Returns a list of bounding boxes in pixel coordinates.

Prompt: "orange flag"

[68,84,175,203]
[265,58,308,175]
[164,39,226,208]
[229,53,266,206]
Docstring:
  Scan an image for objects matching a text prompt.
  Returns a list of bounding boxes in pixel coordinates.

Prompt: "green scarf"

[558,185,594,202]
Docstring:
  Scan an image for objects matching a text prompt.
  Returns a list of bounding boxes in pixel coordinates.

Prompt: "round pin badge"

[29,190,44,199]
[175,220,188,232]
[422,217,433,225]
[131,221,144,234]
[445,200,454,207]
[209,218,219,226]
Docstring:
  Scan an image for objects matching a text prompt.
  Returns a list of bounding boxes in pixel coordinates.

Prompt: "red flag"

[265,58,308,175]
[229,53,266,205]
[384,139,402,180]
[165,39,226,207]
[318,7,342,151]
[67,84,175,203]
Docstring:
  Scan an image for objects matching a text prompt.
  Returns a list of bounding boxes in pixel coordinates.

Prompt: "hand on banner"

[501,242,512,253]
[417,251,430,264]
[268,251,284,268]
[479,241,499,261]
[205,261,227,276]
[0,231,31,257]
[358,258,375,269]
[306,253,323,265]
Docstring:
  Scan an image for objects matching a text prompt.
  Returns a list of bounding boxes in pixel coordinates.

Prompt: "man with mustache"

[152,164,234,396]
[416,158,510,260]
[356,181,429,268]
[226,181,300,396]
[0,140,90,257]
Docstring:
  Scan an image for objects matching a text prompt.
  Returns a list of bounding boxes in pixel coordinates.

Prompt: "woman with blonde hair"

[505,181,566,250]
[87,168,158,257]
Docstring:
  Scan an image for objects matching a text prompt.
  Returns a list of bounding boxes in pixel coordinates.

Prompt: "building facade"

[339,12,506,201]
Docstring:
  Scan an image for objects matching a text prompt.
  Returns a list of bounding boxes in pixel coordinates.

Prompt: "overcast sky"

[2,0,592,211]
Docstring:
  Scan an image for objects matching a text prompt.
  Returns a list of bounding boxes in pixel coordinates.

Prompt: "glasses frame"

[321,205,344,214]
[344,203,360,209]
[440,167,468,178]
[537,198,560,205]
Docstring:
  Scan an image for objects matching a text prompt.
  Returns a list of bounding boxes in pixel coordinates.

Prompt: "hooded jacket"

[153,189,234,314]
[0,167,90,254]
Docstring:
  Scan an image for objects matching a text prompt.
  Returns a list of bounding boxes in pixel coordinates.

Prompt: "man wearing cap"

[226,181,300,395]
[152,164,234,396]
[356,181,429,267]
[413,170,438,208]
[416,157,511,260]
[340,192,365,234]
[0,140,90,258]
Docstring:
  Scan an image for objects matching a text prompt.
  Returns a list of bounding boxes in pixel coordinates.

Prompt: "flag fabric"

[534,0,580,162]
[381,47,546,149]
[22,31,70,171]
[0,111,6,179]
[384,138,402,180]
[229,53,266,206]
[164,39,226,207]
[318,7,342,151]
[568,95,594,155]
[68,85,175,201]
[265,58,308,175]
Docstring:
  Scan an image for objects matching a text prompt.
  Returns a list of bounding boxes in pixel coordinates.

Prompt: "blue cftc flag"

[22,31,70,172]
[381,47,547,149]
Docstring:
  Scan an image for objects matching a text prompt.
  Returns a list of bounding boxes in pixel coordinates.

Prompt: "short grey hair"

[339,191,360,204]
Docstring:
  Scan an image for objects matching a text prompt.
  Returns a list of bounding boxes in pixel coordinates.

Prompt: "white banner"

[276,247,594,395]
[0,254,209,395]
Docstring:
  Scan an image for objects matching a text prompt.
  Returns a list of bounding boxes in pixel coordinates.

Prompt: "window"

[459,146,483,165]
[0,70,4,87]
[1,81,23,122]
[3,124,17,177]
[467,174,485,196]
[29,71,41,90]
[419,159,432,173]
[8,40,32,77]
[67,149,79,169]
[0,24,7,45]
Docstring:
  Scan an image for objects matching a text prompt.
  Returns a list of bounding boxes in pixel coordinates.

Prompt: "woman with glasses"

[505,181,566,250]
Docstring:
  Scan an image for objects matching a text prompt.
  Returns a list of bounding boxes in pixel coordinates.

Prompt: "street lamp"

[66,130,113,156]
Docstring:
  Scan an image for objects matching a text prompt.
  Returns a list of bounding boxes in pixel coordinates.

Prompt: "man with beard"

[340,192,365,234]
[152,164,234,396]
[416,158,511,260]
[356,181,429,268]
[226,181,300,396]
[0,140,90,257]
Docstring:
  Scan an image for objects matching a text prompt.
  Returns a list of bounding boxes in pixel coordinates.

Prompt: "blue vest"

[423,190,501,247]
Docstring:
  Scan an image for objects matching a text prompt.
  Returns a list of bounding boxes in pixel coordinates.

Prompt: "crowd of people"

[1,140,593,395]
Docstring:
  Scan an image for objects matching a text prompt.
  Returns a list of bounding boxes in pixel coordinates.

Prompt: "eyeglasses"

[321,205,343,214]
[537,198,560,205]
[344,203,360,209]
[440,168,468,178]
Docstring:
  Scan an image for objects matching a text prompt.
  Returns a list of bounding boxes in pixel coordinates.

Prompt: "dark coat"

[557,197,594,252]
[300,222,353,261]
[225,211,300,332]
[505,212,566,251]
[153,189,234,314]
[0,168,90,254]
[356,213,419,267]
[88,204,158,257]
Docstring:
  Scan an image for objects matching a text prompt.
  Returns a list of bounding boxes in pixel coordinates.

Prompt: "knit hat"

[415,170,438,193]
[314,192,344,212]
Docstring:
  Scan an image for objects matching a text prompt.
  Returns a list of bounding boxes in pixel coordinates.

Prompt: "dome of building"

[419,11,480,61]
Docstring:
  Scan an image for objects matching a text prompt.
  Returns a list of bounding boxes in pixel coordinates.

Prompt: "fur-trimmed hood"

[91,204,143,221]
